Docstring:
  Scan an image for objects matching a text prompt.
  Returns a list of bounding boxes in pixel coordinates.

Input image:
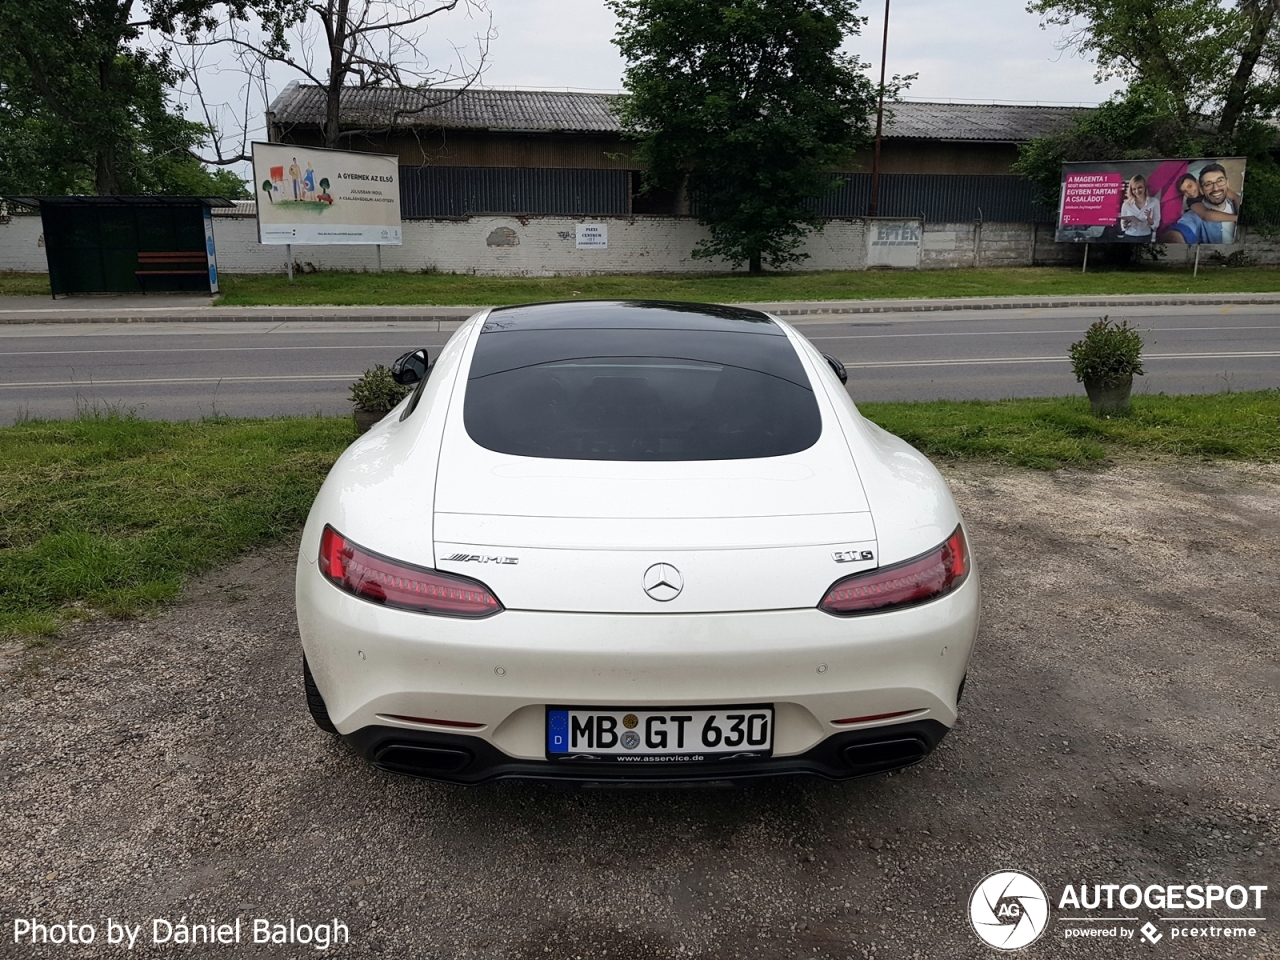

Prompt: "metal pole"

[1193,245,1201,277]
[376,244,382,273]
[1082,242,1089,274]
[868,0,891,217]
[286,243,293,283]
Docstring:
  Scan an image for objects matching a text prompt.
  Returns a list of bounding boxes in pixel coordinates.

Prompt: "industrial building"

[265,84,1077,221]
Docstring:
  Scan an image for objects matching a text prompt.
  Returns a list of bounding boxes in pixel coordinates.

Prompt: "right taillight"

[319,525,503,618]
[820,525,969,616]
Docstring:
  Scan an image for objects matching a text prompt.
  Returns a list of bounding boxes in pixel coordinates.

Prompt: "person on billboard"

[302,162,317,201]
[1196,163,1238,243]
[1119,174,1161,238]
[289,158,302,201]
[1159,165,1240,244]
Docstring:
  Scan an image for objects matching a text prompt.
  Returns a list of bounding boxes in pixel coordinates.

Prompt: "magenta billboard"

[1056,158,1246,245]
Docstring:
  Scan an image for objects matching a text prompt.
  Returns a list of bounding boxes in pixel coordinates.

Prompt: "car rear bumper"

[297,554,980,772]
[345,718,951,785]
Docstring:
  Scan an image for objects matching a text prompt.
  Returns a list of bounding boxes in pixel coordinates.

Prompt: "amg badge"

[443,554,519,565]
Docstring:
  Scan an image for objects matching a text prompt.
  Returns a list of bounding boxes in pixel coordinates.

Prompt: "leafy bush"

[1069,316,1145,387]
[348,365,410,412]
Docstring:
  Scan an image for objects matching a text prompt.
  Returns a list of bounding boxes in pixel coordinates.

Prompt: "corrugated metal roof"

[268,84,622,134]
[267,84,1085,142]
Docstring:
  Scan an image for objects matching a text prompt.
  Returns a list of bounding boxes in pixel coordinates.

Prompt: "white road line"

[841,350,1280,369]
[2,351,1278,387]
[0,374,359,388]
[808,324,1280,341]
[0,343,433,357]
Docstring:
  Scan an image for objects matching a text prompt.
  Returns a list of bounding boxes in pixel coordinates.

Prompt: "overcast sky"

[477,0,1117,102]
[173,0,1121,167]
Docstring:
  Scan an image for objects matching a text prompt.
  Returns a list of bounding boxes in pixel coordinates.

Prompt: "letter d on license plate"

[546,706,773,762]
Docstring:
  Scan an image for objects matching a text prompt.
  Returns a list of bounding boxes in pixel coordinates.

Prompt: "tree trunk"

[95,144,120,196]
[1219,0,1280,136]
[323,0,352,149]
[749,252,762,275]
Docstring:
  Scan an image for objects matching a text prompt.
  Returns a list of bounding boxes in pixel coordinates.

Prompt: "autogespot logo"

[970,870,1050,950]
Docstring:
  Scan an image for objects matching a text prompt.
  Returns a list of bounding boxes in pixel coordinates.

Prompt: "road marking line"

[0,343,444,358]
[808,324,1280,342]
[2,352,1278,387]
[0,375,359,388]
[842,351,1280,369]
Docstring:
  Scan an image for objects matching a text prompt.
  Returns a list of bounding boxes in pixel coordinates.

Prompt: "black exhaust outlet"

[842,737,928,774]
[374,744,473,776]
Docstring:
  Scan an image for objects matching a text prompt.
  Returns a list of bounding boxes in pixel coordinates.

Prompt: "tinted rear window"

[463,325,822,461]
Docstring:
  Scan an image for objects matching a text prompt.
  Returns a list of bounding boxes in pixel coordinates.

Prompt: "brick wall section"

[0,214,47,272]
[921,222,1078,268]
[6,211,1278,275]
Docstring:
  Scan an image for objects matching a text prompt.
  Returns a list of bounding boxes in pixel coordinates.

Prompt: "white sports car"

[296,300,979,784]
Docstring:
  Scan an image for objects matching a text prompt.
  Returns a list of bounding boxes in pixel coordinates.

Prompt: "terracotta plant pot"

[1083,376,1133,416]
[353,408,384,433]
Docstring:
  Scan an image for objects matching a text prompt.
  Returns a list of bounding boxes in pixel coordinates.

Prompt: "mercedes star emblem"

[642,563,684,602]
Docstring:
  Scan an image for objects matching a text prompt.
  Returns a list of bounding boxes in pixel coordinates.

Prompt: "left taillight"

[820,525,969,616]
[318,525,503,618]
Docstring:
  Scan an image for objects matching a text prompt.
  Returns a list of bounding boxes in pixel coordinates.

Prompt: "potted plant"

[1069,316,1145,415]
[349,364,410,433]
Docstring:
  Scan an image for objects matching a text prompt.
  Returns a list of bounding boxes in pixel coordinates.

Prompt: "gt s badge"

[444,553,519,565]
[832,550,874,563]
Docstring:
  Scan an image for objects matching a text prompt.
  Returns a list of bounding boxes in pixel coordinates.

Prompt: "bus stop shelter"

[3,196,233,298]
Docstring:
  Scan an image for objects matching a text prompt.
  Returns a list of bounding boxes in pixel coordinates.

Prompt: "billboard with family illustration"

[1055,158,1246,245]
[251,142,402,245]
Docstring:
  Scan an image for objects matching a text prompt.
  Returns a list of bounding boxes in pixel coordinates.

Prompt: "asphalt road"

[0,304,1278,423]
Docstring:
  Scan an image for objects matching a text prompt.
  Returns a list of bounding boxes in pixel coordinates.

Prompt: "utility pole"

[868,0,891,217]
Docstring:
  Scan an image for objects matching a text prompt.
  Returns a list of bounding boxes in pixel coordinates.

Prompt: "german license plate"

[546,706,773,762]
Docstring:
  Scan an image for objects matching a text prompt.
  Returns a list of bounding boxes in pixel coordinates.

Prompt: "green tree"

[0,0,248,196]
[1017,1,1280,223]
[608,0,878,273]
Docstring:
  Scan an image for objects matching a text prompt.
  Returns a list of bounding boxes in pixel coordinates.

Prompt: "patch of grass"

[859,391,1280,469]
[0,271,52,297]
[212,265,1280,307]
[5,264,1280,306]
[0,413,354,637]
[2,392,1277,637]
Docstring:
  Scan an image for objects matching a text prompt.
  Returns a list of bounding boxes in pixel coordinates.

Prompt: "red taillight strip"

[383,714,486,729]
[831,710,920,726]
[319,525,503,618]
[820,525,969,616]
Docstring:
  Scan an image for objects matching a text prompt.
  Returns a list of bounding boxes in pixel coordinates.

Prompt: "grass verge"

[861,391,1280,470]
[2,392,1277,637]
[0,414,354,637]
[0,271,55,297]
[6,265,1280,306]
[213,265,1280,306]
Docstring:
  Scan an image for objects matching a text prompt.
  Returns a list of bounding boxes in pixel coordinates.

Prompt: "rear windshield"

[463,327,822,461]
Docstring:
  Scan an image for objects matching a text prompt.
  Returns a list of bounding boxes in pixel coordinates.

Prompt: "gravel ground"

[1,459,1277,960]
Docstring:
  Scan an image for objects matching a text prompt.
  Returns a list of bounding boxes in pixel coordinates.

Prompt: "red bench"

[135,251,209,292]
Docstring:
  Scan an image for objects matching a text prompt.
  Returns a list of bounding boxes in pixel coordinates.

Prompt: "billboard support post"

[286,243,293,283]
[376,244,382,273]
[1193,246,1201,277]
[1082,242,1089,274]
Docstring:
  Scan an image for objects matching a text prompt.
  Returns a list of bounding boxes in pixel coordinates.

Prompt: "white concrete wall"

[208,215,869,276]
[7,209,1279,275]
[0,215,47,272]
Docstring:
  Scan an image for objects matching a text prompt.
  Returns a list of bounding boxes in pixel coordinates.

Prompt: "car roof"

[482,299,783,335]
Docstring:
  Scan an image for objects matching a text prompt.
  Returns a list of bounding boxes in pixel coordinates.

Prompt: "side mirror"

[823,353,848,385]
[392,348,430,385]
